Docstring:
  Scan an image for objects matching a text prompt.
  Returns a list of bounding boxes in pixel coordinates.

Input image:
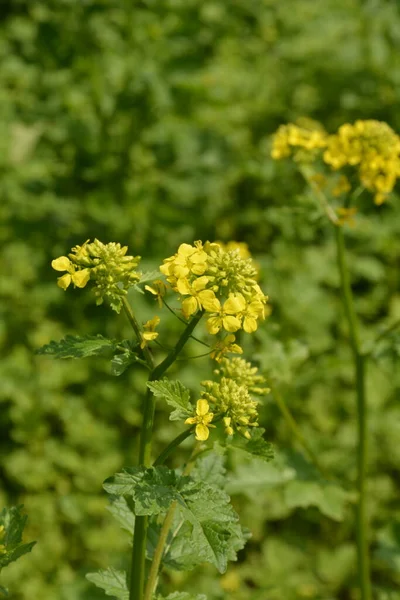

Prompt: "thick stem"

[335,225,371,600]
[129,312,203,600]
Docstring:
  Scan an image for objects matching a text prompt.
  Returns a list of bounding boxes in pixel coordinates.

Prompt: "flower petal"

[72,269,90,288]
[57,273,72,290]
[196,399,210,416]
[195,423,210,441]
[52,256,71,272]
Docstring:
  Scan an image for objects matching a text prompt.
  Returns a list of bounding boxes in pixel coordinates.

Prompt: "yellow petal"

[195,424,210,441]
[222,315,241,332]
[72,269,90,288]
[182,296,199,319]
[192,276,209,292]
[57,273,71,290]
[243,316,257,333]
[196,399,210,416]
[198,291,220,313]
[185,417,197,425]
[224,294,246,314]
[207,316,222,335]
[52,256,71,272]
[176,278,192,295]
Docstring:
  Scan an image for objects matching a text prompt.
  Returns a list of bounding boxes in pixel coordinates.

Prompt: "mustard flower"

[213,357,270,395]
[210,334,243,362]
[145,280,167,308]
[51,256,90,290]
[185,399,215,441]
[52,239,141,312]
[271,120,328,161]
[323,120,400,204]
[159,240,269,334]
[201,377,259,439]
[141,316,160,349]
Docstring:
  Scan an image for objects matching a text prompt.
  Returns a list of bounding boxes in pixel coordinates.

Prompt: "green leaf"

[147,379,193,421]
[0,506,36,569]
[228,428,274,462]
[111,349,145,376]
[36,334,119,359]
[135,270,162,293]
[283,479,352,522]
[86,568,128,599]
[106,496,134,536]
[104,466,246,573]
[0,585,8,596]
[191,446,226,487]
[104,466,179,515]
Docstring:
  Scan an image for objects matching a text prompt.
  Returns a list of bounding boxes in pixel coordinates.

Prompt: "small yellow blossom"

[210,334,243,362]
[271,120,328,161]
[141,316,160,348]
[145,280,167,307]
[51,256,90,290]
[185,399,215,441]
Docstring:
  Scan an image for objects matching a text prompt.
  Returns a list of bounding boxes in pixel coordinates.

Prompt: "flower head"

[52,239,141,312]
[185,399,215,441]
[323,120,400,204]
[160,241,269,335]
[271,120,328,161]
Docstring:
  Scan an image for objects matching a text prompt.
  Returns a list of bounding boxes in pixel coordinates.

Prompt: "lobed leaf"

[36,334,119,359]
[86,568,128,599]
[147,379,193,420]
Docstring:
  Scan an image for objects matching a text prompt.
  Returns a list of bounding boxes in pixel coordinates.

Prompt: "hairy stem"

[335,225,371,600]
[129,312,203,600]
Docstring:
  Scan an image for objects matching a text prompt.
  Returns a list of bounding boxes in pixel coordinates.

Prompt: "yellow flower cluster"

[159,241,269,336]
[52,239,141,312]
[323,120,400,205]
[183,358,268,441]
[213,357,270,395]
[271,121,328,160]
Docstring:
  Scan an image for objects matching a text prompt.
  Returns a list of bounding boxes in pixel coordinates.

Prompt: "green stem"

[335,225,371,600]
[270,382,326,476]
[122,297,154,370]
[129,311,203,600]
[144,445,201,600]
[153,428,194,467]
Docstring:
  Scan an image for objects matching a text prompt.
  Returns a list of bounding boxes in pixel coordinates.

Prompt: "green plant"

[0,506,36,597]
[38,239,273,600]
[271,117,400,600]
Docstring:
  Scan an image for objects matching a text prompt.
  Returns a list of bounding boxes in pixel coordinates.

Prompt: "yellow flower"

[51,256,90,290]
[141,316,160,349]
[185,399,215,441]
[177,276,220,318]
[206,294,246,335]
[210,334,243,362]
[145,280,167,307]
[271,121,328,160]
[324,120,400,204]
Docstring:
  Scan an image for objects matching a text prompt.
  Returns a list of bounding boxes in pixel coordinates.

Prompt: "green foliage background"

[1,0,400,598]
